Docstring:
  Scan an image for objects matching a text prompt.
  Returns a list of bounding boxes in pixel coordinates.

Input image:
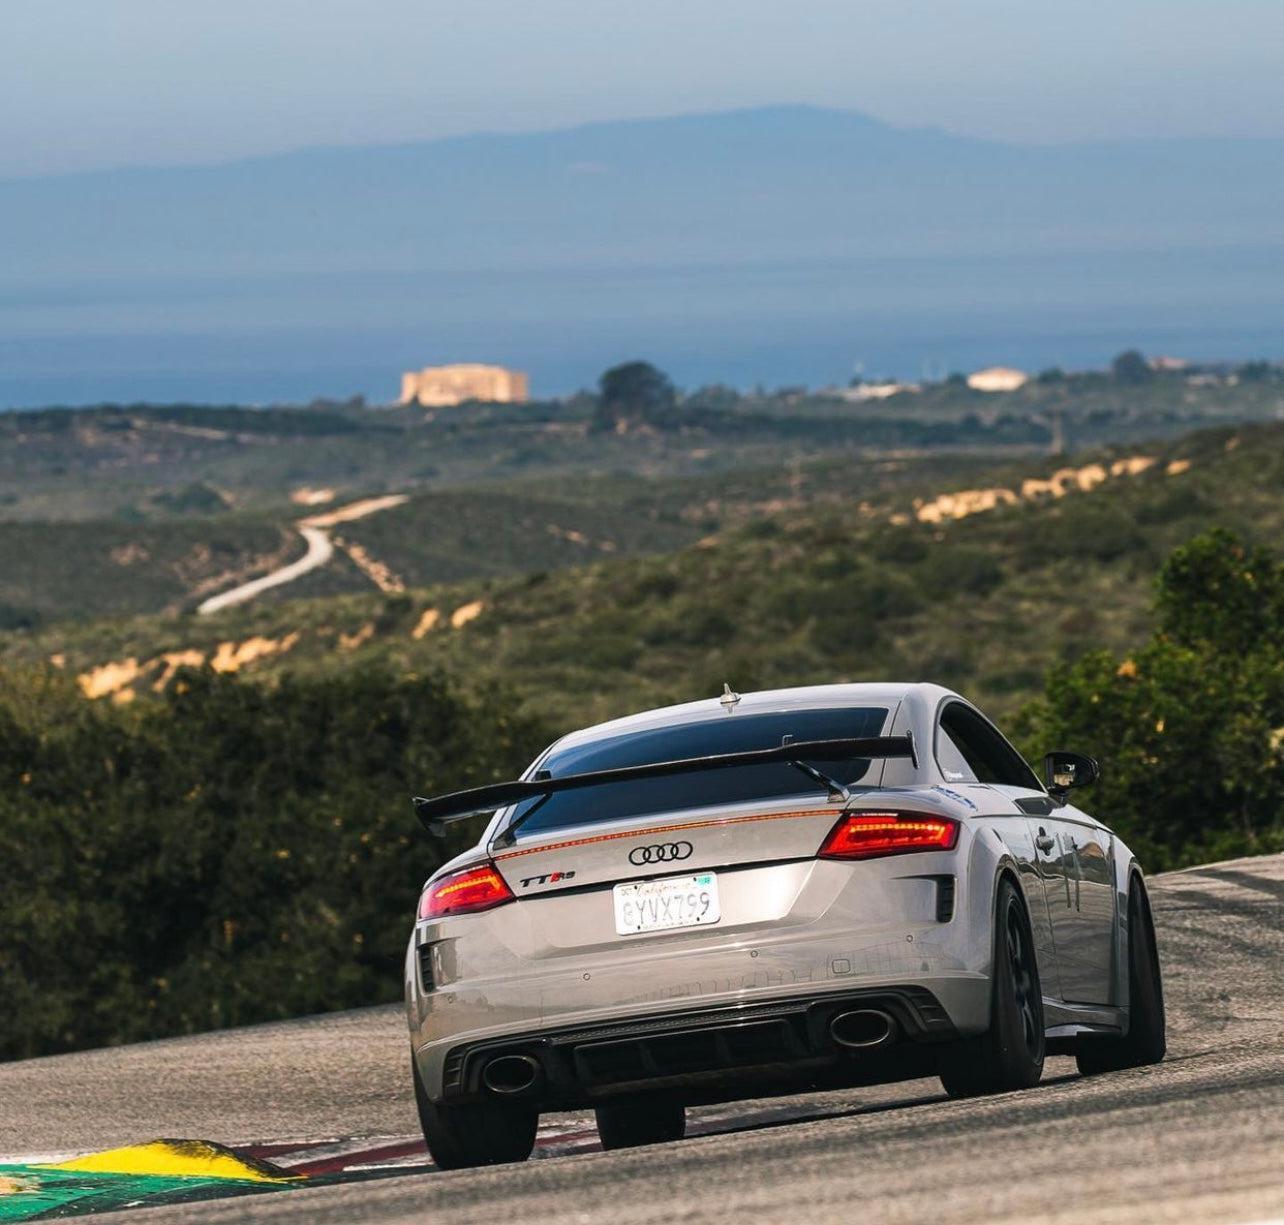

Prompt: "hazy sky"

[5,0,1284,177]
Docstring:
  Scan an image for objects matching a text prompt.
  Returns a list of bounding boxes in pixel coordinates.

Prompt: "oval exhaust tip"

[481,1053,541,1095]
[829,1009,896,1050]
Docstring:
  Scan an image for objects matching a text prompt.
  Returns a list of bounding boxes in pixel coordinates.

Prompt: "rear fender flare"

[960,828,1025,983]
[977,853,1045,1004]
[990,861,1030,974]
[1114,863,1157,1019]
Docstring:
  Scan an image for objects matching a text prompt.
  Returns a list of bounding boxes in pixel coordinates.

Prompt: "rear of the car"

[405,687,991,1163]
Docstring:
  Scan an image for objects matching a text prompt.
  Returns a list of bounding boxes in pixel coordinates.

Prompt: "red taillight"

[418,864,515,920]
[818,811,959,860]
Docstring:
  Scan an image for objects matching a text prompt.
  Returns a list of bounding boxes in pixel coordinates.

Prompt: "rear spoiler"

[413,735,916,836]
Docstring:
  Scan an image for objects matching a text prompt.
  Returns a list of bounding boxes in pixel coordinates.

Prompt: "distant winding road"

[196,495,407,615]
[196,527,334,615]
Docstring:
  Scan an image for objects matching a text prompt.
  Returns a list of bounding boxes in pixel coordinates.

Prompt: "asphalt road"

[3,853,1282,1223]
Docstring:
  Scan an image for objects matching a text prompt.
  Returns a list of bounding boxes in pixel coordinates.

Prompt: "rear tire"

[939,877,1046,1098]
[595,1098,686,1150]
[1076,881,1166,1075]
[412,1058,537,1169]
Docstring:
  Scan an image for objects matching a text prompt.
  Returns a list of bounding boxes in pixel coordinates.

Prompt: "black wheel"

[595,1098,686,1150]
[412,1058,538,1169]
[939,877,1046,1098]
[1076,881,1166,1075]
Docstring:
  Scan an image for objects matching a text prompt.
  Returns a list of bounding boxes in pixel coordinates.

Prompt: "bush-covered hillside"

[4,364,1280,624]
[0,450,1008,627]
[3,417,1283,1060]
[0,515,293,628]
[0,665,548,1061]
[1,396,1031,523]
[1018,529,1284,870]
[13,420,1281,729]
[3,523,1282,1061]
[5,364,1281,523]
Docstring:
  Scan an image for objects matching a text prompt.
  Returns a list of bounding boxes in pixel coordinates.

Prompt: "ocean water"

[3,245,1282,408]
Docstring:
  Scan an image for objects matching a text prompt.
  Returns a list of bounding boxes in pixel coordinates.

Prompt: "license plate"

[613,872,721,936]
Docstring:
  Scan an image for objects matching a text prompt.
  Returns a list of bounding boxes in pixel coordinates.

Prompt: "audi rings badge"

[628,841,694,866]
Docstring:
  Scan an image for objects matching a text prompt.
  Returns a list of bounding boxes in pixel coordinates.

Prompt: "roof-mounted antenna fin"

[720,682,741,711]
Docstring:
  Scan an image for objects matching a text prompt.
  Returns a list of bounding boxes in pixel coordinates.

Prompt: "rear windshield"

[504,706,889,840]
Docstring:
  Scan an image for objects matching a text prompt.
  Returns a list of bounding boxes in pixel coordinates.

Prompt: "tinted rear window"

[506,706,888,839]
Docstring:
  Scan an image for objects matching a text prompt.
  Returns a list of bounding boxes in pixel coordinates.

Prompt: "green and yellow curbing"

[39,1139,298,1184]
[0,1139,302,1221]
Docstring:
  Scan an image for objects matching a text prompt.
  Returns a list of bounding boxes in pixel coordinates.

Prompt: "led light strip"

[432,867,505,897]
[492,808,842,861]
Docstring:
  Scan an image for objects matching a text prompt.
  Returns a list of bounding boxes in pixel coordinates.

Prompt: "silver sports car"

[405,683,1165,1168]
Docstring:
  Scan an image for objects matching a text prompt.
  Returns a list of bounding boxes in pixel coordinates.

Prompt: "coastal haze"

[5,106,1284,405]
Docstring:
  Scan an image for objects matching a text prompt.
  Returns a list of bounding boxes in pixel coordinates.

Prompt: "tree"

[1155,528,1284,657]
[1111,350,1153,384]
[1237,360,1273,383]
[0,664,551,1060]
[684,384,740,412]
[592,361,676,432]
[1016,530,1284,868]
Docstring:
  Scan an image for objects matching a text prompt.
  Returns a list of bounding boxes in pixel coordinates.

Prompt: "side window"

[938,702,1042,790]
[936,727,978,783]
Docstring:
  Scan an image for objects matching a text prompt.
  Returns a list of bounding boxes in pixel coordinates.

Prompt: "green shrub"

[870,527,929,566]
[916,545,1004,597]
[1017,502,1145,566]
[742,518,783,540]
[1017,530,1284,868]
[0,665,550,1060]
[809,573,921,654]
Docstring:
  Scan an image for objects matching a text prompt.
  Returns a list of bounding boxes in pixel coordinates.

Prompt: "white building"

[833,381,917,402]
[966,366,1029,393]
[399,364,529,408]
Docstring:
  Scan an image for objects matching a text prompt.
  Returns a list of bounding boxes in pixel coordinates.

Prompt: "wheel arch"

[1117,862,1160,1015]
[987,856,1038,982]
[952,821,1052,1035]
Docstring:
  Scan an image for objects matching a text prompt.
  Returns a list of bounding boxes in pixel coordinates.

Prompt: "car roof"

[548,682,957,753]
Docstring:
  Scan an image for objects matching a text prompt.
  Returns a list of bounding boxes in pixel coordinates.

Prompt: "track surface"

[3,854,1282,1223]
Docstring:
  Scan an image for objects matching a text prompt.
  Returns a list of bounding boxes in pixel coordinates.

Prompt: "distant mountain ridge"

[2,105,1283,404]
[0,106,989,184]
[8,105,1284,276]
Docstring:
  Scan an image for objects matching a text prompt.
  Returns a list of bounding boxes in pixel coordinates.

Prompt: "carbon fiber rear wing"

[413,734,916,836]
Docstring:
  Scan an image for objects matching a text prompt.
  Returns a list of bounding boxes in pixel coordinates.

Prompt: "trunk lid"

[490,793,848,898]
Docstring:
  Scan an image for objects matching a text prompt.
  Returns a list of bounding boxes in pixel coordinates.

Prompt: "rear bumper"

[415,984,970,1109]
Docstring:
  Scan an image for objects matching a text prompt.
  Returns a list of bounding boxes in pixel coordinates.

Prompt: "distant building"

[399,363,529,408]
[1149,355,1190,372]
[833,381,918,402]
[966,366,1029,393]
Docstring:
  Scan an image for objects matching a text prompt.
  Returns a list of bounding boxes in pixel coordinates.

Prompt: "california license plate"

[613,872,721,935]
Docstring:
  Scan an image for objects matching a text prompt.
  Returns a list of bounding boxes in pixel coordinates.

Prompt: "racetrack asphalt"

[2,853,1281,1223]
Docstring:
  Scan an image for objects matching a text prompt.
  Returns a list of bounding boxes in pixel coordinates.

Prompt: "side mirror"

[1043,750,1100,800]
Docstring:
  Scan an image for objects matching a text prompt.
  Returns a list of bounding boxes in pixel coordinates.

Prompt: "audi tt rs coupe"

[405,683,1165,1168]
